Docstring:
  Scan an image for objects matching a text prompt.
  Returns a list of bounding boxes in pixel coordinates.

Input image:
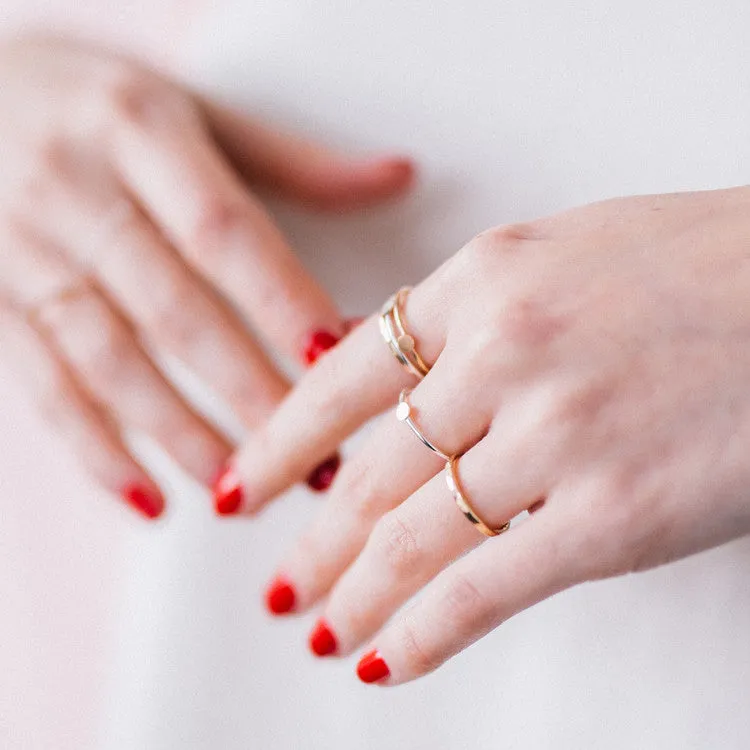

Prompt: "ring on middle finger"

[396,388,450,460]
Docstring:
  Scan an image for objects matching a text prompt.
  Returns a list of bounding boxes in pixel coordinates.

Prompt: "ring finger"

[31,274,231,485]
[307,425,555,657]
[265,346,496,614]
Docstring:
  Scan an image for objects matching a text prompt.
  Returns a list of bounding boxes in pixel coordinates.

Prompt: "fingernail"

[213,466,243,515]
[356,650,390,684]
[122,483,164,520]
[384,157,416,186]
[303,329,340,366]
[265,577,296,615]
[309,618,338,657]
[306,454,341,492]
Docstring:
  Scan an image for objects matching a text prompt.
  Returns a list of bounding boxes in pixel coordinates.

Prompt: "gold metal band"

[445,457,510,538]
[379,287,430,379]
[396,389,450,459]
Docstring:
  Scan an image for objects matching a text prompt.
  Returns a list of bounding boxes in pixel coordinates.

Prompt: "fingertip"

[356,649,391,684]
[314,155,417,211]
[213,465,244,515]
[122,482,165,520]
[265,577,297,615]
[355,155,417,196]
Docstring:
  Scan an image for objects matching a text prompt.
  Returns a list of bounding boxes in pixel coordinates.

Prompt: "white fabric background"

[1,1,750,748]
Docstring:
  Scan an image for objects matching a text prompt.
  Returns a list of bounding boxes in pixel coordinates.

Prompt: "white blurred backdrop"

[1,1,750,748]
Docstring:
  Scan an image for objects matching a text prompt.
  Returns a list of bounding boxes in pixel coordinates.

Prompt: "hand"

[0,36,413,519]
[230,186,750,684]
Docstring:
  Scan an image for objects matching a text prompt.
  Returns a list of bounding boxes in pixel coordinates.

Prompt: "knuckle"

[370,510,423,577]
[398,611,440,676]
[442,571,492,630]
[34,136,69,175]
[566,471,649,581]
[475,222,539,247]
[102,65,194,133]
[106,71,164,124]
[499,295,571,352]
[191,198,247,250]
[143,279,202,346]
[459,223,538,268]
[547,377,615,428]
[79,316,132,383]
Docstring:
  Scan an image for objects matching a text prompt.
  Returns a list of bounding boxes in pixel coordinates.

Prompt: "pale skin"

[0,36,414,517]
[229,186,750,684]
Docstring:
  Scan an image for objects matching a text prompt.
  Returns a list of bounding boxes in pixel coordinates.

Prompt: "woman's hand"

[0,36,413,519]
[230,186,750,684]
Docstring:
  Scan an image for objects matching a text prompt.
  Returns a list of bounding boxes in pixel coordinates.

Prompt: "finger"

[267,346,494,615]
[357,504,581,685]
[0,299,165,519]
[307,426,553,656]
[32,277,232,484]
[202,102,416,211]
[109,97,346,366]
[232,274,449,513]
[24,146,290,425]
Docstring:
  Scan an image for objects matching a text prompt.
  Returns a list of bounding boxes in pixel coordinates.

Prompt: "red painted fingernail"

[356,650,390,684]
[306,454,341,492]
[309,618,338,657]
[122,483,164,520]
[384,157,416,187]
[303,329,340,366]
[213,466,243,515]
[265,577,296,615]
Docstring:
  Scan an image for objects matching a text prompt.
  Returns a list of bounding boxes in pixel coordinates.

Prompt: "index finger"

[109,93,344,366]
[231,275,449,513]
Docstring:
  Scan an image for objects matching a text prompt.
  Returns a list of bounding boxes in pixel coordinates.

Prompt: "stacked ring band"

[379,287,430,379]
[396,389,450,460]
[381,285,510,539]
[445,457,511,537]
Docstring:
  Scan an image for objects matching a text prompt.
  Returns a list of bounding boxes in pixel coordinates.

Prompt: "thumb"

[202,101,416,212]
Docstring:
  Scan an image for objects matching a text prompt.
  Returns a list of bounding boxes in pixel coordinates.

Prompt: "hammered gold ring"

[445,457,511,538]
[396,389,450,460]
[379,287,430,379]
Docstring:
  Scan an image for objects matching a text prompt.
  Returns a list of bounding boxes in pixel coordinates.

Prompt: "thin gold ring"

[445,457,511,538]
[379,287,430,379]
[396,389,450,460]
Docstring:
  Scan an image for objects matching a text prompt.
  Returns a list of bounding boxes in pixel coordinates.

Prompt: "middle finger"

[265,347,496,613]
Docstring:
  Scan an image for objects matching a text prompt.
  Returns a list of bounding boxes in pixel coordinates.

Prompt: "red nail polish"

[309,619,338,657]
[357,650,390,684]
[303,329,340,366]
[306,454,341,492]
[265,577,296,615]
[122,483,164,520]
[213,466,243,515]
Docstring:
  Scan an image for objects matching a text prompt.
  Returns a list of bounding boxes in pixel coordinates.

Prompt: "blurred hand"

[0,36,413,519]
[230,187,750,684]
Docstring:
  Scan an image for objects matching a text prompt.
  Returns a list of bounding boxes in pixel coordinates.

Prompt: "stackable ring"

[445,457,511,538]
[396,389,450,460]
[379,286,431,379]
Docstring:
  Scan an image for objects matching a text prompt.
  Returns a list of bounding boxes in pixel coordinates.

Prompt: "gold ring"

[396,389,450,460]
[379,287,430,379]
[445,457,510,538]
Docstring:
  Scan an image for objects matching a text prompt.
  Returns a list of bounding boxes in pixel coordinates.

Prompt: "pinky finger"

[357,507,581,685]
[0,301,164,520]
